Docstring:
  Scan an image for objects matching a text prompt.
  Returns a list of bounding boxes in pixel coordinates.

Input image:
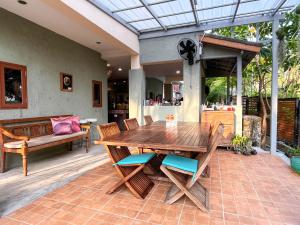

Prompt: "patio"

[1,150,299,225]
[0,0,299,224]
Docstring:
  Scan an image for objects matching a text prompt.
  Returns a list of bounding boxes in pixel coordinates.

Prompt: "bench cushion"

[4,131,86,149]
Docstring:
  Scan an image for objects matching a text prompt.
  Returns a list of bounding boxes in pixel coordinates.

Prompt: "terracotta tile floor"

[1,150,300,225]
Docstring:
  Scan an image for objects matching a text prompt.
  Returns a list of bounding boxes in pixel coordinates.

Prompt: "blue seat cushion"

[162,154,198,174]
[114,153,156,166]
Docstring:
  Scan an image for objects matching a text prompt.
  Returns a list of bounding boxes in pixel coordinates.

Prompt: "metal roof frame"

[189,0,199,26]
[232,0,241,22]
[139,14,284,39]
[87,0,298,38]
[138,6,290,34]
[139,0,167,30]
[111,0,176,13]
[87,0,140,34]
[272,0,289,16]
[125,0,258,24]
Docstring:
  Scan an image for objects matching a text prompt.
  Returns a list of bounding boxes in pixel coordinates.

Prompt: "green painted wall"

[0,8,107,169]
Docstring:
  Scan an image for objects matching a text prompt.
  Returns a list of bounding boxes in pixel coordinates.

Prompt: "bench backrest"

[0,115,72,143]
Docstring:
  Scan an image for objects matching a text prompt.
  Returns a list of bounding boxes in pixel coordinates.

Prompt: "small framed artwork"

[92,80,102,107]
[60,73,73,92]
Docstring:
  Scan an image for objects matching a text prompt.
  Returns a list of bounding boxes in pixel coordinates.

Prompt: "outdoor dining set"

[96,115,224,212]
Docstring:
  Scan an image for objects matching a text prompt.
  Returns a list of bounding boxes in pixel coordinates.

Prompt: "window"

[92,80,102,107]
[0,62,28,109]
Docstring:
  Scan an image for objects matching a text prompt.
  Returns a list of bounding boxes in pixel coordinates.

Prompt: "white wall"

[144,106,184,121]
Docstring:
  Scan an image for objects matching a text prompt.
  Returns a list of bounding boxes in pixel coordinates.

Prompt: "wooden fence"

[243,97,300,147]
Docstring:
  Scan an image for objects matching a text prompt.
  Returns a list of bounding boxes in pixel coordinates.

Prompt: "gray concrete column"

[270,18,279,155]
[183,61,201,122]
[236,54,243,135]
[129,69,146,125]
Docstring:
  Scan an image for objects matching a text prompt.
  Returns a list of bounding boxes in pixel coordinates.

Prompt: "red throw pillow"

[51,117,73,135]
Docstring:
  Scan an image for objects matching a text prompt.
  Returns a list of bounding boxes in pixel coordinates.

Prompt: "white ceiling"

[0,0,132,62]
[144,61,183,77]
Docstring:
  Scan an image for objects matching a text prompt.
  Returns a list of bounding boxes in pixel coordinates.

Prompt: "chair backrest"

[187,123,224,188]
[144,115,153,125]
[208,123,224,154]
[210,121,222,137]
[124,118,139,131]
[97,122,121,140]
[97,122,130,162]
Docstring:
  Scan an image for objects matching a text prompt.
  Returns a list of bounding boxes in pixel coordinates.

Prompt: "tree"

[211,12,299,148]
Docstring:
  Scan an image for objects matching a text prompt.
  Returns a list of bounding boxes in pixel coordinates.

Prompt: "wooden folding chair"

[124,118,145,154]
[144,115,153,125]
[97,122,155,199]
[160,123,224,212]
[124,118,139,131]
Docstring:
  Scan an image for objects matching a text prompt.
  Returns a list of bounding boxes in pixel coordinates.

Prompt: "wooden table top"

[98,121,210,152]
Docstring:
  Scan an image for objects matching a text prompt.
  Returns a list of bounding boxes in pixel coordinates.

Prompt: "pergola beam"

[139,0,167,31]
[189,0,199,26]
[232,0,241,22]
[272,0,289,16]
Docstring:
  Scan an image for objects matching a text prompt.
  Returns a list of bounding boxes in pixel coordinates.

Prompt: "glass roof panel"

[160,13,195,27]
[99,0,141,11]
[151,0,194,26]
[117,8,153,22]
[131,19,161,31]
[89,0,299,33]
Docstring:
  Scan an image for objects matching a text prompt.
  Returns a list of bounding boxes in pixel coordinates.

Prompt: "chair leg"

[0,150,6,173]
[86,136,89,153]
[22,153,28,176]
[138,147,143,154]
[69,142,73,151]
[160,165,209,212]
[203,164,210,178]
[107,164,145,197]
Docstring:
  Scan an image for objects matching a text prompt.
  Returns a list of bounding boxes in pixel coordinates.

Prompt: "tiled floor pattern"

[1,151,299,225]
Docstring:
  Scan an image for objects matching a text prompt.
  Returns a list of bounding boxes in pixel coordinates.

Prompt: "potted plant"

[288,148,300,174]
[232,135,257,155]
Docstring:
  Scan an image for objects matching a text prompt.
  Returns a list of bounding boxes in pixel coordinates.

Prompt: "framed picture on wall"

[92,80,102,107]
[60,73,73,92]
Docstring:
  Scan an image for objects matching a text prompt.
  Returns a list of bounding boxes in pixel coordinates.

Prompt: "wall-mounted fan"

[177,38,197,65]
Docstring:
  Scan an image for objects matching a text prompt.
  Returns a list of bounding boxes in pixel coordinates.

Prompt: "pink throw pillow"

[51,117,73,135]
[51,116,81,135]
[70,116,81,133]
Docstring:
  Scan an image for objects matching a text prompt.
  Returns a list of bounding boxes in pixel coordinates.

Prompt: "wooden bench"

[0,115,90,176]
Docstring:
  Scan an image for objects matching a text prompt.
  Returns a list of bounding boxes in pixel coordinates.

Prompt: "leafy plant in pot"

[232,135,257,155]
[287,148,300,174]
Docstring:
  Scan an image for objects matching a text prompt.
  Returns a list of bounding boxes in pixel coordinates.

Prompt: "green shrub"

[287,148,300,156]
[232,135,252,155]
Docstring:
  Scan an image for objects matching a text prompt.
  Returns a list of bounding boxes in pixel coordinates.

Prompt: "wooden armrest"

[0,127,30,141]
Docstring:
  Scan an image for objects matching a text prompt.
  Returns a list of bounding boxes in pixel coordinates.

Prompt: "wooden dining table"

[97,121,211,154]
[97,121,212,206]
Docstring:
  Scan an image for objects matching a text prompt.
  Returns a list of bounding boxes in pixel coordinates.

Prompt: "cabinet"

[201,111,235,147]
